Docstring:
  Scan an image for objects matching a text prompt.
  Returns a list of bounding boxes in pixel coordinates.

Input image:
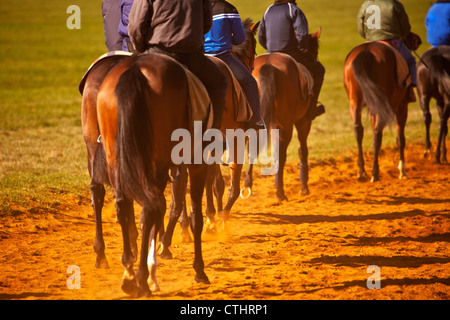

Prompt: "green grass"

[0,0,440,214]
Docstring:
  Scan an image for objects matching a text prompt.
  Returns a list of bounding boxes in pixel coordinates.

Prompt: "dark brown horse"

[158,20,260,256]
[96,53,210,297]
[80,52,138,270]
[417,45,450,163]
[243,29,322,201]
[344,41,413,182]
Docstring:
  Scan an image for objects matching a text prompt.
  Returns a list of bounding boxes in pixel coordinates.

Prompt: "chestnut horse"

[243,29,322,201]
[417,45,450,163]
[344,41,412,182]
[96,53,209,297]
[79,52,138,270]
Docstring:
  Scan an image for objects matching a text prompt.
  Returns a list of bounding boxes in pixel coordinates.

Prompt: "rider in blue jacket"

[426,0,450,47]
[204,0,264,130]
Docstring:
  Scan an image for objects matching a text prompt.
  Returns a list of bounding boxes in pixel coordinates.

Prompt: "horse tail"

[115,62,156,205]
[352,50,394,128]
[428,54,450,95]
[259,64,278,130]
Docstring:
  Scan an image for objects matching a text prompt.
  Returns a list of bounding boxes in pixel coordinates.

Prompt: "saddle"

[79,51,213,131]
[79,51,133,94]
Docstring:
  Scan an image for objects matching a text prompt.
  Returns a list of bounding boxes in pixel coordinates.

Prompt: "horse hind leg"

[295,119,311,195]
[420,94,432,157]
[220,163,243,228]
[371,121,383,183]
[396,102,408,179]
[115,193,139,297]
[435,101,449,164]
[91,182,109,269]
[188,163,210,284]
[204,164,218,233]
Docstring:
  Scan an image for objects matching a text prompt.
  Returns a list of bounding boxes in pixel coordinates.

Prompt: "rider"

[102,0,123,51]
[204,0,265,130]
[357,0,417,87]
[426,0,450,47]
[118,0,134,52]
[128,0,227,129]
[258,0,325,121]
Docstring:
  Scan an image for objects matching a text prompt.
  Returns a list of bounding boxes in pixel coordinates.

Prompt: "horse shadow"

[247,208,449,226]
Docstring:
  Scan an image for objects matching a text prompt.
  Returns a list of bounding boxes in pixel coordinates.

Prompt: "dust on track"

[1,144,449,300]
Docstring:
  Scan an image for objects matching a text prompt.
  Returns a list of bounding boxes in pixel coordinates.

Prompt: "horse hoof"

[424,149,431,158]
[276,192,288,202]
[148,280,160,292]
[95,257,110,269]
[219,209,230,220]
[357,172,369,182]
[370,176,379,183]
[138,285,152,298]
[399,173,408,180]
[195,273,210,285]
[121,278,139,297]
[300,187,309,196]
[240,187,252,199]
[181,229,192,243]
[159,246,173,260]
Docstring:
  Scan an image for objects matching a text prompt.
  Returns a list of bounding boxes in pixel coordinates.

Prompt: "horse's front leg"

[204,164,217,232]
[160,166,188,259]
[222,163,243,222]
[242,163,253,198]
[435,101,449,164]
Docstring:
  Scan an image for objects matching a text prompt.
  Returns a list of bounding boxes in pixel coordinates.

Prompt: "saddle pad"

[376,40,411,88]
[79,51,133,94]
[209,56,253,122]
[183,67,214,131]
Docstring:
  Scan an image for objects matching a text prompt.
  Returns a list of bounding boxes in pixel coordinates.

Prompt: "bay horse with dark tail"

[417,45,450,164]
[244,29,322,201]
[158,20,260,256]
[344,41,414,182]
[95,53,210,297]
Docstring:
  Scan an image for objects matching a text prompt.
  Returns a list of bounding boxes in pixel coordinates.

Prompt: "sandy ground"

[0,143,449,300]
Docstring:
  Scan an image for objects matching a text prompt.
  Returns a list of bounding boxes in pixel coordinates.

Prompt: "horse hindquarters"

[350,50,395,181]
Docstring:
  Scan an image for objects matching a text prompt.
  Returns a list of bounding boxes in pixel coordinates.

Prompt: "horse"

[344,41,417,182]
[204,19,260,230]
[158,20,260,259]
[79,52,138,270]
[243,29,322,202]
[96,53,210,297]
[417,45,450,164]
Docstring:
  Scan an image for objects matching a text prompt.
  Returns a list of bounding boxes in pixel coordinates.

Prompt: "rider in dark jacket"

[259,0,325,120]
[128,0,227,129]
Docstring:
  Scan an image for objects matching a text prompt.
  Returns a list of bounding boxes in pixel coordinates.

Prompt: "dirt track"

[0,144,449,300]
